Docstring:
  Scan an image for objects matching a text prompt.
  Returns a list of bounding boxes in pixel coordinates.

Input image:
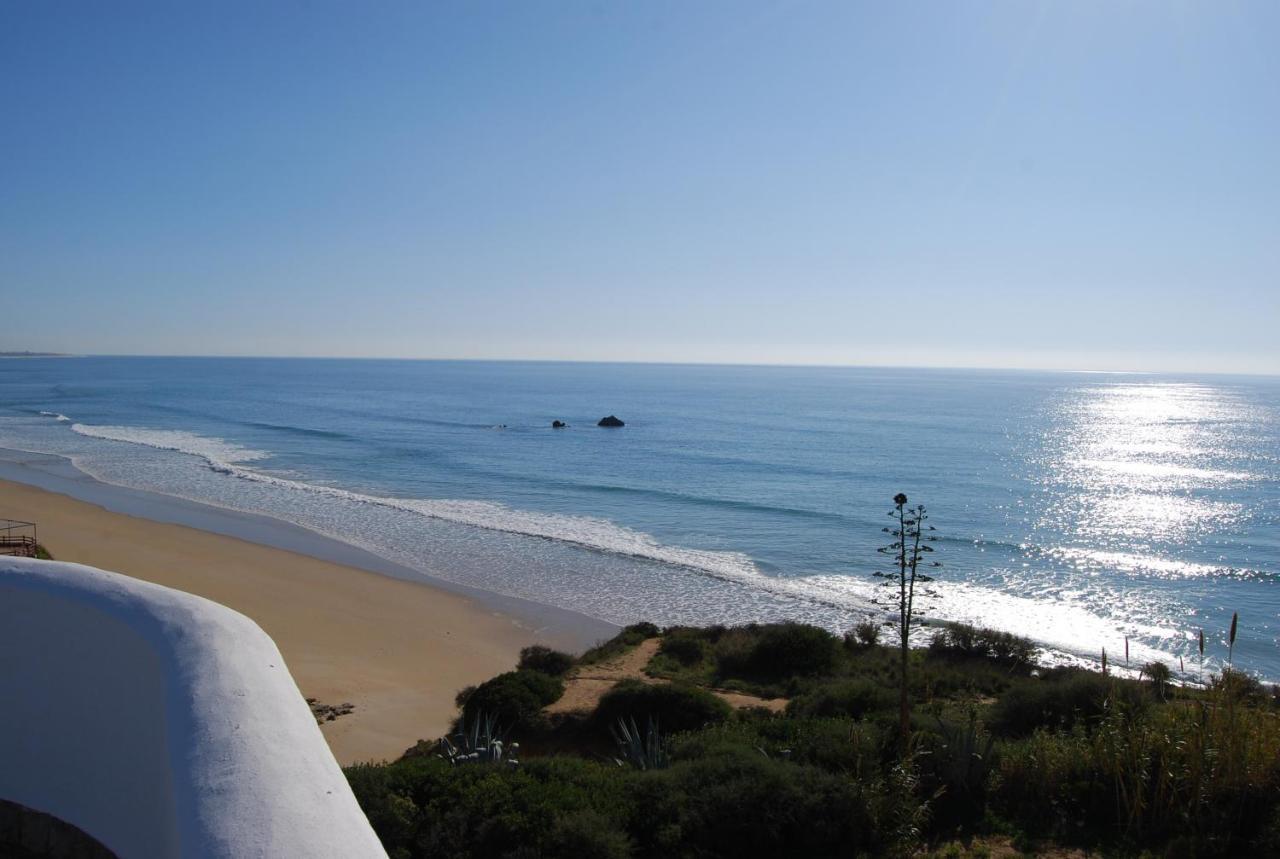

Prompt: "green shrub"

[344,762,419,858]
[711,627,756,676]
[717,622,839,679]
[595,680,730,734]
[581,622,660,664]
[630,749,896,857]
[518,645,576,676]
[928,622,1036,667]
[988,670,1120,736]
[543,809,632,858]
[847,620,882,649]
[671,717,885,777]
[453,684,476,709]
[1143,660,1172,698]
[348,755,633,858]
[787,679,894,720]
[627,621,661,638]
[347,745,909,859]
[460,669,563,733]
[1212,667,1268,703]
[658,629,708,666]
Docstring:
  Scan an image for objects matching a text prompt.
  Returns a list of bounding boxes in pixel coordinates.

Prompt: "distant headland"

[0,351,73,358]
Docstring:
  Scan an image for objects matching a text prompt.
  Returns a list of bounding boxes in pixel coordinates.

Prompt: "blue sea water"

[1,357,1277,679]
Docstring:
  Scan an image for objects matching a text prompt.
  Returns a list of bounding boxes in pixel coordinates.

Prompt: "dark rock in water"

[597,415,625,427]
[552,420,567,428]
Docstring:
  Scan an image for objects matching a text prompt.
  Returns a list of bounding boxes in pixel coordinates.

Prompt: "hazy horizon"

[10,352,1280,379]
[4,2,1277,375]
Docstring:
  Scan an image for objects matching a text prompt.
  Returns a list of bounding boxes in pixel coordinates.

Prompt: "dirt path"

[545,637,788,715]
[546,638,662,715]
[713,689,788,713]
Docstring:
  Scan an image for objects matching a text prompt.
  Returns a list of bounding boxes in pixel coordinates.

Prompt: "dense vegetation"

[347,621,1280,858]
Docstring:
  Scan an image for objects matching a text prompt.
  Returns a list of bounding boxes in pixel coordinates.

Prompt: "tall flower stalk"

[875,493,940,754]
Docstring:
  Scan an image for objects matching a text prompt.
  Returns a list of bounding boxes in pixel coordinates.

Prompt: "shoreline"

[0,462,616,765]
[0,446,617,646]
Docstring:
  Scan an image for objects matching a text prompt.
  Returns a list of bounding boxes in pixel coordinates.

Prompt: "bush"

[347,745,908,859]
[581,622,661,664]
[595,680,731,734]
[1212,668,1267,703]
[518,645,575,676]
[659,630,708,666]
[1143,660,1172,698]
[669,717,885,777]
[544,809,632,858]
[460,669,564,733]
[626,621,661,639]
[787,679,894,720]
[928,622,1035,667]
[344,762,418,857]
[717,623,839,679]
[847,620,882,649]
[348,755,633,859]
[988,670,1146,737]
[632,749,895,857]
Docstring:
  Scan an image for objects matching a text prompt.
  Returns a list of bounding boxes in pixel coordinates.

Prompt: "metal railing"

[0,519,38,558]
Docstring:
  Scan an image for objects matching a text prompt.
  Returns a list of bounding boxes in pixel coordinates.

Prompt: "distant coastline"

[0,352,74,358]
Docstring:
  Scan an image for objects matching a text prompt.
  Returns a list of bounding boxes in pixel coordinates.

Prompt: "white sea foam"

[70,424,271,465]
[68,422,767,585]
[39,411,71,422]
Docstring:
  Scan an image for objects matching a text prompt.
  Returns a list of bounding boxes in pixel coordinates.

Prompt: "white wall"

[0,557,387,858]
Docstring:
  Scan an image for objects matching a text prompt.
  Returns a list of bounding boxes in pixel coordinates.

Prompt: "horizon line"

[19,353,1280,379]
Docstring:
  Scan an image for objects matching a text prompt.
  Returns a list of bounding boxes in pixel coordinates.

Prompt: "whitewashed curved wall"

[0,557,386,858]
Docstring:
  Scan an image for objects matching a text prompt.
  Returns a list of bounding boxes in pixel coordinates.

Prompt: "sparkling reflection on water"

[1011,379,1277,673]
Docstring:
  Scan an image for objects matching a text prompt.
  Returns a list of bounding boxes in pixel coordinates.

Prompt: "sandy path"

[546,638,663,715]
[546,637,788,715]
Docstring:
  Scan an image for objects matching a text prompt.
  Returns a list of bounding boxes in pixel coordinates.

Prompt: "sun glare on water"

[1043,382,1258,549]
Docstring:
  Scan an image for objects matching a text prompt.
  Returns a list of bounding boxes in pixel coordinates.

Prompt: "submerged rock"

[597,415,625,427]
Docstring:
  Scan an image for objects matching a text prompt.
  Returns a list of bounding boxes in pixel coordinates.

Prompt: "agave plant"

[611,715,669,771]
[439,711,519,766]
[933,711,996,808]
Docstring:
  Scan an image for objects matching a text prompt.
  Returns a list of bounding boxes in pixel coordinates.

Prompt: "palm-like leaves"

[611,716,669,771]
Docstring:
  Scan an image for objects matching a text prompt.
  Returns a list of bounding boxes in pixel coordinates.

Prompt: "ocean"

[1,357,1276,679]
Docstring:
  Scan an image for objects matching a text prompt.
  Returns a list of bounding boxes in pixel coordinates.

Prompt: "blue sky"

[2,2,1277,373]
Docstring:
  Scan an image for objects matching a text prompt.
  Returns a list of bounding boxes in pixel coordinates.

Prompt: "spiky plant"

[934,709,996,819]
[611,715,669,771]
[439,711,517,766]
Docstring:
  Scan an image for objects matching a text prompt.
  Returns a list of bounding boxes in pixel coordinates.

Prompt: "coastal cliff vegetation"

[346,619,1280,858]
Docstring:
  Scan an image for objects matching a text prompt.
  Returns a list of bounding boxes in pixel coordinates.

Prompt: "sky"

[2,1,1277,373]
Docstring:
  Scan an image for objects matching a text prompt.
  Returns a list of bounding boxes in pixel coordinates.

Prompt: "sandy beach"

[0,478,555,765]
